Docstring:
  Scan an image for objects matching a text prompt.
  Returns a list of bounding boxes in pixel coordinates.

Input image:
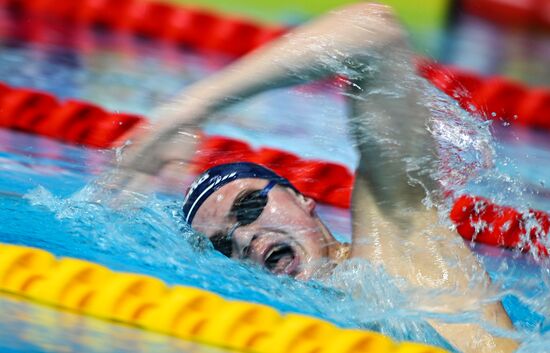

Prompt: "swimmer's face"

[191,178,336,280]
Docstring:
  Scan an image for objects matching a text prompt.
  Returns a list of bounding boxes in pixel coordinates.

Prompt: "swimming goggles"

[211,180,278,257]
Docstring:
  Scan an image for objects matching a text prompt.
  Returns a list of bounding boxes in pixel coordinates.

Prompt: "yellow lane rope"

[0,243,448,353]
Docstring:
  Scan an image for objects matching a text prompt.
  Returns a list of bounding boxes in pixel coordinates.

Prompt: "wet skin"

[191,178,342,280]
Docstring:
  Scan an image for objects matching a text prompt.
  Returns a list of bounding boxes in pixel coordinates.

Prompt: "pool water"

[0,9,549,353]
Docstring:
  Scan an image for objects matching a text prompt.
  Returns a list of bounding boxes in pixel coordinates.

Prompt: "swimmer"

[110,3,518,352]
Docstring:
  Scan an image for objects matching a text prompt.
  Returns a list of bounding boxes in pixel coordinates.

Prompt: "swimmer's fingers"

[117,158,194,205]
[113,157,195,201]
[96,164,160,209]
[120,122,201,177]
[94,94,206,208]
[102,123,201,206]
[109,171,154,209]
[114,97,207,176]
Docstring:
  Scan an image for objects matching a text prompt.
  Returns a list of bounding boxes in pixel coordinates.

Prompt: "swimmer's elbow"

[330,2,406,46]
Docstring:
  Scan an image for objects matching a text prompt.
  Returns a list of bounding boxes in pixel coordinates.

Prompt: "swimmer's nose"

[231,228,256,258]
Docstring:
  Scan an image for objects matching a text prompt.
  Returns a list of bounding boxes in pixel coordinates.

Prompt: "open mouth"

[263,243,298,276]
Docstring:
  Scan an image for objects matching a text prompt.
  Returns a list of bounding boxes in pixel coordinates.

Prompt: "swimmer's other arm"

[117,3,517,352]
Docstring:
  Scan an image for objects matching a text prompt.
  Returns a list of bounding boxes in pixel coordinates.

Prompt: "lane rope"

[461,0,550,31]
[417,59,550,131]
[0,243,449,353]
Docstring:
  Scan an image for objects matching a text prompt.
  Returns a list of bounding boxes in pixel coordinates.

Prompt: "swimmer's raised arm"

[179,3,405,110]
[113,2,405,180]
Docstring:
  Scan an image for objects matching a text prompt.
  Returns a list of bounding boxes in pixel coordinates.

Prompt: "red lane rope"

[417,60,550,130]
[461,0,550,31]
[0,1,548,255]
[0,80,548,256]
[0,0,286,57]
[0,83,143,148]
[0,0,548,131]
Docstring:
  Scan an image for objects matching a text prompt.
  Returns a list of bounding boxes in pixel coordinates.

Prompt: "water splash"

[23,182,457,349]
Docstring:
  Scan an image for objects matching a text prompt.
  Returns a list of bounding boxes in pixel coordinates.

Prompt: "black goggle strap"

[260,180,277,198]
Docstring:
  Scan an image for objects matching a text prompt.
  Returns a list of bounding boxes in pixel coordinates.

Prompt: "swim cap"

[183,162,297,224]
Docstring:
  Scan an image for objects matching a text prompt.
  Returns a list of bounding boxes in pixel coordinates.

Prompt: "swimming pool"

[0,5,549,353]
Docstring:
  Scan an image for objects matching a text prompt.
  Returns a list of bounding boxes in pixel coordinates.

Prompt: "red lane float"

[462,0,550,30]
[0,0,286,57]
[0,84,144,148]
[0,82,548,256]
[450,195,549,256]
[0,89,58,131]
[417,60,550,129]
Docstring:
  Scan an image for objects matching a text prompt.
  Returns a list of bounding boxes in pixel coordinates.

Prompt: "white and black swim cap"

[182,162,297,224]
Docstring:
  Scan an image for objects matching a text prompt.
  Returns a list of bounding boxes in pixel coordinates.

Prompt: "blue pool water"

[0,10,549,353]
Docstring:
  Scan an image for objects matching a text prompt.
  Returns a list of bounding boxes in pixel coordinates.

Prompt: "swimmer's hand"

[97,101,206,205]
